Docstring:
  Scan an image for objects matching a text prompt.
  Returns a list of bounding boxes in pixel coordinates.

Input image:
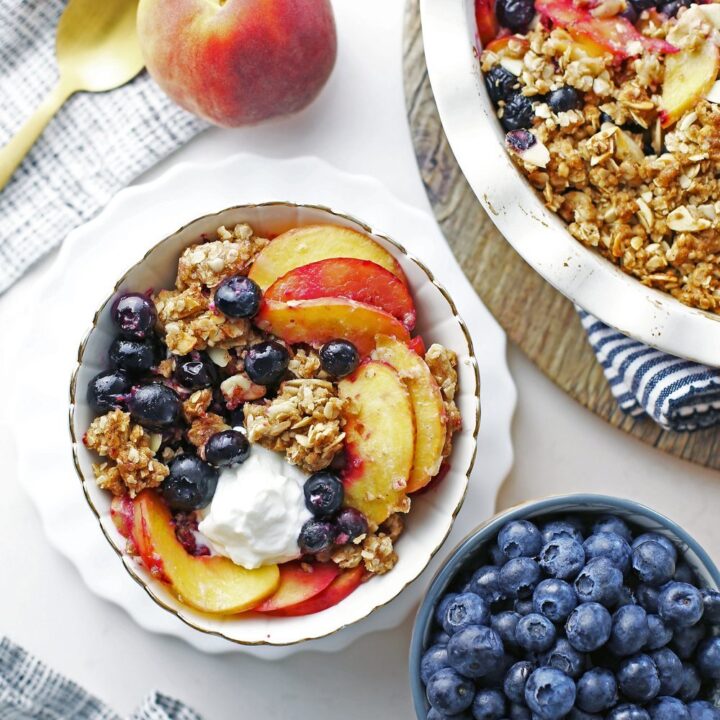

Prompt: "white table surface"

[1,2,719,718]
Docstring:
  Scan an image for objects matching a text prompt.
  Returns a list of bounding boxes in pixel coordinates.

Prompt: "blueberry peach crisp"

[478,0,720,313]
[420,512,720,719]
[82,222,461,616]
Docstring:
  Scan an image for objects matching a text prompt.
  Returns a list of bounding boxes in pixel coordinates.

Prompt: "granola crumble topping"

[425,344,462,457]
[331,513,404,575]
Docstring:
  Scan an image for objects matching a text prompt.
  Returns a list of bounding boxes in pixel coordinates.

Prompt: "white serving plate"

[420,0,720,367]
[14,155,516,657]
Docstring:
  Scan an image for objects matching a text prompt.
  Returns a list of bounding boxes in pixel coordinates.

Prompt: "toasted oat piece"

[331,516,404,575]
[425,344,462,458]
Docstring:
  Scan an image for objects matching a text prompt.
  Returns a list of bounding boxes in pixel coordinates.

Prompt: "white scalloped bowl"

[420,0,720,367]
[69,202,480,647]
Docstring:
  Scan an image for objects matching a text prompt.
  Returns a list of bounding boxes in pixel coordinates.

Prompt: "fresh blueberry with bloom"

[607,705,651,720]
[509,704,531,720]
[524,667,576,719]
[648,697,690,720]
[568,710,602,720]
[471,689,507,720]
[672,622,706,659]
[447,625,505,679]
[503,660,536,704]
[674,563,697,585]
[111,292,157,339]
[443,593,491,635]
[514,598,534,615]
[479,651,514,687]
[542,638,586,678]
[645,614,673,650]
[128,383,181,430]
[533,578,577,622]
[541,520,584,545]
[214,275,262,319]
[575,557,624,607]
[515,613,557,652]
[162,454,219,511]
[421,644,450,684]
[608,605,650,656]
[427,710,471,720]
[688,701,720,720]
[565,602,612,652]
[593,515,633,542]
[498,520,543,559]
[499,557,542,598]
[431,630,451,647]
[632,533,678,564]
[632,541,676,586]
[465,565,505,605]
[87,369,132,412]
[616,585,638,607]
[319,340,360,378]
[584,532,632,572]
[617,653,661,703]
[650,647,683,695]
[426,667,475,715]
[489,544,506,567]
[244,341,290,386]
[538,537,585,580]
[576,668,617,713]
[658,582,704,627]
[701,589,720,623]
[678,662,702,702]
[636,584,661,613]
[435,593,458,626]
[697,637,720,679]
[491,610,521,649]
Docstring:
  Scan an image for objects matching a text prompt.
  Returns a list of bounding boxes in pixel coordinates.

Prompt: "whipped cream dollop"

[198,445,312,569]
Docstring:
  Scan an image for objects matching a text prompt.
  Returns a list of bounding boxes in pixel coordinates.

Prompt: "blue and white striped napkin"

[579,310,720,432]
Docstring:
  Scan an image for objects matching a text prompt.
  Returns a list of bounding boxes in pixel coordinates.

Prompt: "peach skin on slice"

[254,561,339,613]
[475,0,499,46]
[111,495,134,539]
[264,258,416,330]
[255,298,411,357]
[133,491,280,614]
[247,224,406,291]
[267,566,365,617]
[339,361,415,525]
[371,336,447,494]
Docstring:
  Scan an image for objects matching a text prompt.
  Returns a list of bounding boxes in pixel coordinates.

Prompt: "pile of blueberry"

[419,513,720,719]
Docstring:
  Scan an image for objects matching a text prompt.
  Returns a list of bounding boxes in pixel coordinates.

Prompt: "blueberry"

[491,610,521,649]
[637,584,661,613]
[109,337,157,374]
[205,429,249,467]
[496,0,535,32]
[539,537,585,580]
[659,0,691,17]
[427,710,471,720]
[465,566,506,605]
[632,534,678,565]
[608,605,650,656]
[515,613,557,653]
[228,405,245,428]
[447,625,505,679]
[547,86,581,113]
[671,622,706,659]
[593,515,633,542]
[565,602,612,652]
[524,667,576,719]
[471,688,507,719]
[319,340,360,378]
[500,557,541,599]
[514,598,534,615]
[650,647,683,696]
[174,354,218,389]
[533,578,577,622]
[645,614,673,650]
[443,593,491,635]
[426,667,475,715]
[435,593,458,627]
[485,65,518,105]
[162,454,219,511]
[584,532,632,572]
[701,589,720,623]
[658,582,704,627]
[504,660,536,704]
[617,654,661,703]
[111,293,156,339]
[298,519,336,554]
[128,383,181,430]
[568,710,602,720]
[677,662,702,702]
[478,651,514,687]
[608,705,651,720]
[214,276,262,319]
[500,93,535,132]
[303,471,343,517]
[509,705,531,720]
[632,542,676,587]
[244,341,289,385]
[697,637,720,679]
[499,520,543,559]
[541,520,584,545]
[674,562,697,585]
[489,544,506,566]
[575,557,624,607]
[688,701,720,720]
[617,586,638,607]
[542,638,585,679]
[421,644,450,684]
[87,369,132,412]
[335,507,368,543]
[432,630,451,646]
[576,668,617,713]
[648,697,690,720]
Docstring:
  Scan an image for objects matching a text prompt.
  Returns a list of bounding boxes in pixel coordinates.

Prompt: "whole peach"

[137,0,337,127]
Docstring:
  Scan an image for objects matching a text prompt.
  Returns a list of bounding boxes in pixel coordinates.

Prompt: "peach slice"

[339,361,415,525]
[132,491,280,614]
[254,561,339,613]
[484,34,529,55]
[111,495,135,539]
[264,258,416,330]
[475,0,499,46]
[266,566,365,617]
[371,336,447,494]
[255,298,411,357]
[248,225,406,291]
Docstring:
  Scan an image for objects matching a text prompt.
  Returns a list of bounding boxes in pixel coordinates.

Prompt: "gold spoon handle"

[0,80,74,192]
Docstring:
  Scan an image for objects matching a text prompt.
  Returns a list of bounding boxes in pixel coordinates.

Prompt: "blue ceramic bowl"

[409,493,720,718]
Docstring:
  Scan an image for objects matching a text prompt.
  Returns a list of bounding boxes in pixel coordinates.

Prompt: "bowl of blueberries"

[410,494,720,720]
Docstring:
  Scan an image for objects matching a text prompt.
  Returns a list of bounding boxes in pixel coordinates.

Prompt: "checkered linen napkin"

[579,309,720,432]
[0,0,207,294]
[0,637,203,720]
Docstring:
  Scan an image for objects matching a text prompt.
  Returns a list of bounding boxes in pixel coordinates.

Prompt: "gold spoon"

[0,0,144,191]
